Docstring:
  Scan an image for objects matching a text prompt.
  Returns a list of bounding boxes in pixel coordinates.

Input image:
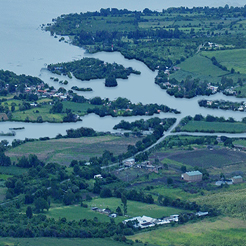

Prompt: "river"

[0,0,246,142]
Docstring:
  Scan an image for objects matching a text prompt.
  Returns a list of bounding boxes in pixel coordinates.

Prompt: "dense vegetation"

[47,58,140,87]
[199,99,246,112]
[0,70,44,96]
[113,117,176,131]
[87,97,180,117]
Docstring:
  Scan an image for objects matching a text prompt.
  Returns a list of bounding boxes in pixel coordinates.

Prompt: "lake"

[0,0,246,141]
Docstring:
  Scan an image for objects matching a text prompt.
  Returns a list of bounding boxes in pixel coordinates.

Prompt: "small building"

[182,171,202,182]
[109,213,117,218]
[123,158,135,167]
[215,180,233,186]
[232,175,243,184]
[196,211,208,217]
[94,174,103,179]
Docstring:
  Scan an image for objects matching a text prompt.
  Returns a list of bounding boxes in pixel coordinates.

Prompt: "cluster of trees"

[0,69,43,96]
[87,97,180,117]
[71,86,92,92]
[113,117,176,131]
[0,206,135,238]
[66,127,96,138]
[211,56,228,71]
[155,73,213,99]
[47,58,140,87]
[199,99,244,111]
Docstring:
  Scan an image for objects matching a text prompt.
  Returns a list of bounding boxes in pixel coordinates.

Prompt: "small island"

[47,57,141,87]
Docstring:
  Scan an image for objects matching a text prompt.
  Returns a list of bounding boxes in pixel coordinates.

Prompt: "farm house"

[181,171,202,182]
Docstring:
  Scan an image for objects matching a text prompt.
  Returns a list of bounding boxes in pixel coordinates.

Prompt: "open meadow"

[128,216,246,246]
[45,197,188,223]
[201,49,246,74]
[177,120,246,133]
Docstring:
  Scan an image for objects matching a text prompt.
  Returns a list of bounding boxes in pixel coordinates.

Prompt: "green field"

[0,165,27,175]
[12,104,64,123]
[46,197,190,223]
[201,49,246,74]
[6,135,140,165]
[87,197,188,219]
[47,203,113,223]
[128,217,246,246]
[0,237,136,246]
[193,185,246,219]
[171,54,228,83]
[62,101,94,115]
[178,120,246,133]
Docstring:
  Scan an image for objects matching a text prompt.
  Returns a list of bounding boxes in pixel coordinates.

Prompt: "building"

[94,174,103,179]
[123,216,156,229]
[182,171,202,182]
[232,175,243,184]
[123,158,135,167]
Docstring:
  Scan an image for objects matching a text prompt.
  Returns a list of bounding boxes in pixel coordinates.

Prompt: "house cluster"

[203,42,219,49]
[123,215,179,229]
[122,159,162,173]
[123,211,208,229]
[24,85,68,100]
[223,88,237,96]
[207,84,218,94]
[215,175,243,186]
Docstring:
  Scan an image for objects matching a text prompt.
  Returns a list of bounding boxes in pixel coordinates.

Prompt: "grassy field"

[193,185,246,219]
[0,237,137,246]
[0,165,27,175]
[128,216,246,246]
[46,203,113,223]
[201,49,246,74]
[62,101,95,115]
[45,197,188,224]
[86,197,188,219]
[6,135,140,165]
[178,120,246,133]
[170,54,228,84]
[12,105,64,123]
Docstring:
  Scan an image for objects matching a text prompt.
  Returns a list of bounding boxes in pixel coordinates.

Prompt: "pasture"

[128,216,246,246]
[201,49,246,74]
[178,120,246,133]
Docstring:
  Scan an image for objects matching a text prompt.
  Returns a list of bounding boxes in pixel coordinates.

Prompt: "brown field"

[6,135,141,166]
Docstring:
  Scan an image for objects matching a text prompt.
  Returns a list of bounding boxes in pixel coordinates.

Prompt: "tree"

[181,165,187,173]
[116,206,123,216]
[100,188,112,198]
[105,76,117,87]
[26,206,33,219]
[0,152,11,166]
[37,116,43,123]
[34,197,49,212]
[121,194,127,215]
[50,101,63,113]
[63,189,75,205]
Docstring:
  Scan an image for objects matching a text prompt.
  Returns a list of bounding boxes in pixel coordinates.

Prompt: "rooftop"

[185,171,202,176]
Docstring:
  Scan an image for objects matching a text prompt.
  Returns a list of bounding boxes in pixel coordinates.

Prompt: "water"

[0,0,246,141]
